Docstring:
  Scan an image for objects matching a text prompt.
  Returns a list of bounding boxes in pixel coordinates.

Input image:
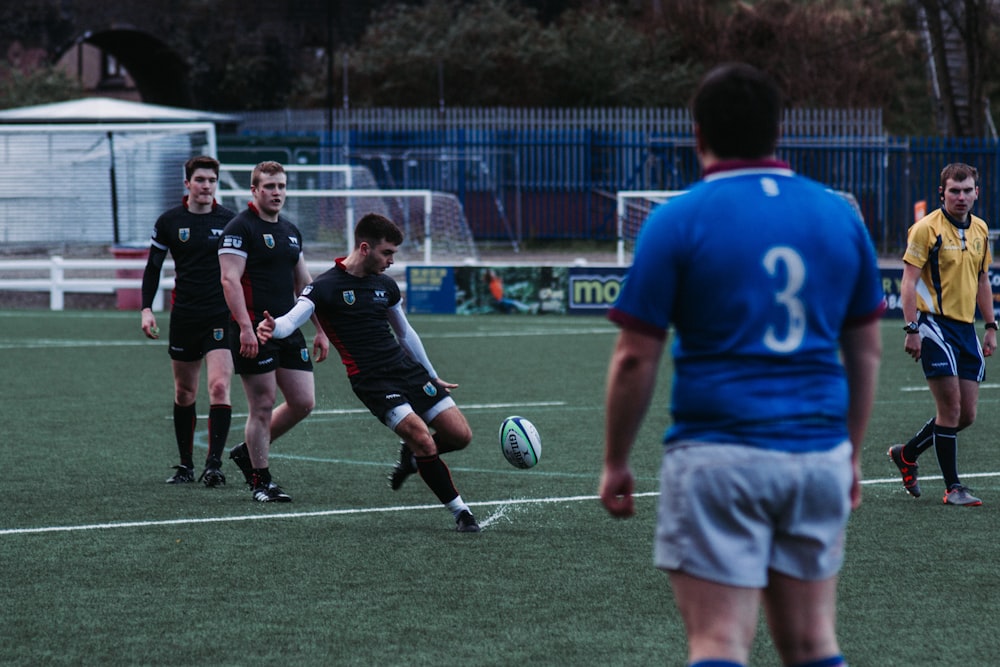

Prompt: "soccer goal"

[614,190,686,266]
[615,188,864,266]
[218,164,479,264]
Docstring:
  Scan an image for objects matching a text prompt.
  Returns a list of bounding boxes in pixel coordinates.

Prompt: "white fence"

[0,256,355,311]
[0,257,174,311]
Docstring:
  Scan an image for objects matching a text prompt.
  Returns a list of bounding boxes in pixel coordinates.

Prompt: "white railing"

[0,257,174,311]
[0,257,374,311]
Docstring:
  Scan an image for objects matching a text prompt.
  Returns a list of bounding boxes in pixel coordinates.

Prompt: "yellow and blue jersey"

[903,209,991,324]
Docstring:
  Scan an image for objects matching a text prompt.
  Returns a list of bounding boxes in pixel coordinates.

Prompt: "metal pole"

[108,131,120,245]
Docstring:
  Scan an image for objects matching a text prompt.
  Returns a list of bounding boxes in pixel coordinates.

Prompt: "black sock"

[416,454,459,505]
[251,467,271,487]
[904,418,935,460]
[173,402,197,468]
[206,404,232,465]
[933,425,960,488]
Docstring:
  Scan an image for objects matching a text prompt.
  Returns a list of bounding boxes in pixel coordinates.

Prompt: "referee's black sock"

[173,402,197,469]
[933,425,960,488]
[904,417,935,460]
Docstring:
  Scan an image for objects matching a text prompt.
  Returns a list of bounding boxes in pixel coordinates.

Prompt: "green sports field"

[1,311,997,666]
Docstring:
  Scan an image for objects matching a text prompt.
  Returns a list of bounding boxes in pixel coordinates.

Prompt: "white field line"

[0,326,617,350]
[0,493,660,536]
[5,473,1000,537]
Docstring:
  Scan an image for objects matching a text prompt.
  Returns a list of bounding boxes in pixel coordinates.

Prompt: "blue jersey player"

[599,64,884,667]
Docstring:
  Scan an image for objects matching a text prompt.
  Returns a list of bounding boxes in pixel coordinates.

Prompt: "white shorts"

[655,440,852,588]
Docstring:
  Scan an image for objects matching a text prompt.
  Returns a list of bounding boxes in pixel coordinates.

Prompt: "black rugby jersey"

[218,207,305,321]
[150,202,236,316]
[300,261,406,377]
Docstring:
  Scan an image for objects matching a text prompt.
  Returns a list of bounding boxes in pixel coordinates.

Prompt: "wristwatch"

[986,322,999,331]
[903,321,920,334]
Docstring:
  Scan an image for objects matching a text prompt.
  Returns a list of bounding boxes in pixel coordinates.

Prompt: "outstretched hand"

[433,377,459,391]
[256,310,276,344]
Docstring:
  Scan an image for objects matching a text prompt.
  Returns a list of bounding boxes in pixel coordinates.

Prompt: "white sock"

[446,496,470,517]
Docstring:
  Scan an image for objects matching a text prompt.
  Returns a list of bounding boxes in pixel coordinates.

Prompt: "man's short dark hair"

[691,63,782,160]
[355,213,403,247]
[940,163,979,191]
[184,155,220,180]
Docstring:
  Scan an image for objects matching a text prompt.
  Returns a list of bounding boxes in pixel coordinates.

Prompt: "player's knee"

[294,398,315,420]
[174,386,197,405]
[449,424,473,450]
[207,380,230,404]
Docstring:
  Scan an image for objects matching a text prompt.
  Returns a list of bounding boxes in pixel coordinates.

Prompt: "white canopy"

[0,97,238,124]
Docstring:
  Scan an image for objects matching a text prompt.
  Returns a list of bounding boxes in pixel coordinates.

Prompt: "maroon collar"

[703,159,790,177]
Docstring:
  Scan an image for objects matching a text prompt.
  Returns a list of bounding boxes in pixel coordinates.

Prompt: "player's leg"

[927,375,964,491]
[426,405,473,454]
[240,372,277,469]
[668,571,760,665]
[762,572,844,666]
[271,367,315,441]
[394,409,479,532]
[165,358,202,482]
[200,347,233,485]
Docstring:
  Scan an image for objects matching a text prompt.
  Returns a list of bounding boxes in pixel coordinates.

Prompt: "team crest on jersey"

[300,348,310,362]
[178,228,190,242]
[342,290,356,305]
[213,328,224,341]
[263,233,275,249]
[423,382,438,397]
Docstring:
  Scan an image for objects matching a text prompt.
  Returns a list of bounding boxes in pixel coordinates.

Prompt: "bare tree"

[916,0,996,136]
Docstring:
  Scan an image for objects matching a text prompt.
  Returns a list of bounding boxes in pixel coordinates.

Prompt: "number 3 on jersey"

[762,246,806,353]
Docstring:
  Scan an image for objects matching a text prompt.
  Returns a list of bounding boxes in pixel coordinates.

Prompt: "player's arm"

[219,251,257,358]
[292,255,329,362]
[899,261,923,361]
[839,317,881,509]
[258,298,316,343]
[976,269,997,357]
[601,327,665,518]
[387,303,453,387]
[140,245,168,338]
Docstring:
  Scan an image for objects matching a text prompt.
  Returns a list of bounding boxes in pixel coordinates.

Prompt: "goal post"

[217,184,479,264]
[615,188,863,266]
[615,190,686,266]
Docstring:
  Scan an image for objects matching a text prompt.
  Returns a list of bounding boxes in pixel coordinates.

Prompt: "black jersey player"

[141,155,236,487]
[257,213,480,532]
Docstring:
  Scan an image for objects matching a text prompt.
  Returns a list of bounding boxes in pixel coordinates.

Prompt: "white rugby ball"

[499,416,541,469]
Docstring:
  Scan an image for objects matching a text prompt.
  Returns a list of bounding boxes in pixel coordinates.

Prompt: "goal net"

[0,122,217,247]
[219,164,479,264]
[615,188,864,266]
[615,190,686,266]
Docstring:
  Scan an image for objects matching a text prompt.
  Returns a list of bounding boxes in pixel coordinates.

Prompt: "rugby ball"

[499,416,542,469]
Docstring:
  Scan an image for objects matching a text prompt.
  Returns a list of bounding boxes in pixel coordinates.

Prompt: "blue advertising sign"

[406,267,455,314]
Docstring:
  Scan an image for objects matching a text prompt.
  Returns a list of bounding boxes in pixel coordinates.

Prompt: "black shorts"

[350,358,448,424]
[229,321,314,376]
[168,311,230,362]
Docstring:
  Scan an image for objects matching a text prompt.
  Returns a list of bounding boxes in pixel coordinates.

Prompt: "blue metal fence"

[228,108,1000,255]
